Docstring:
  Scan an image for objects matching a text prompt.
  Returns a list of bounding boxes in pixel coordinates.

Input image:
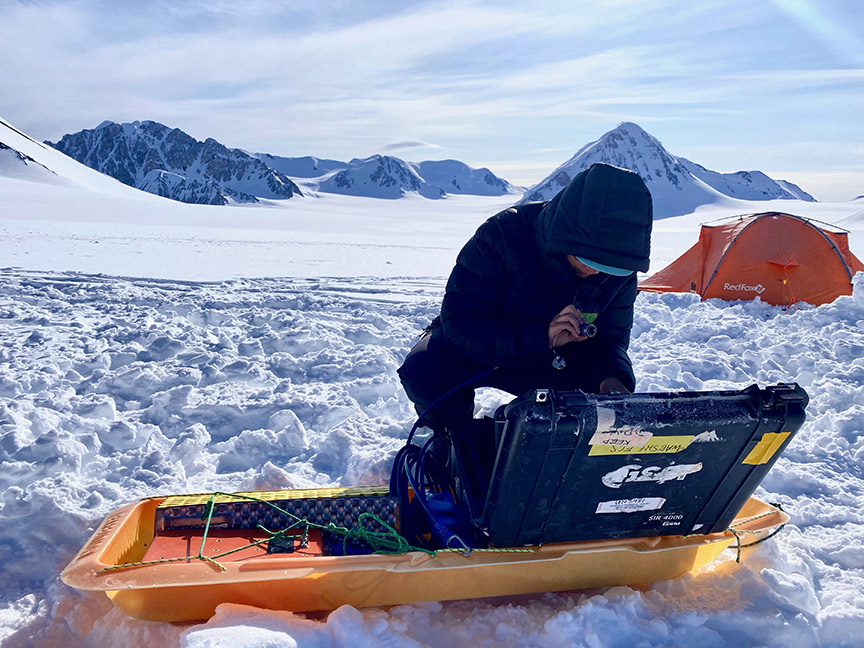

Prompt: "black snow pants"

[398,322,597,430]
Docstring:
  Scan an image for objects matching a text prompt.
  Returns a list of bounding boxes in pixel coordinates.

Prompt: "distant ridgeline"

[47,121,520,205]
[46,120,818,215]
[520,122,816,219]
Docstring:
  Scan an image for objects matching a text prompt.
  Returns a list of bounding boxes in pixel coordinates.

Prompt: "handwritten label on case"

[596,497,666,514]
[589,435,694,456]
[589,427,653,449]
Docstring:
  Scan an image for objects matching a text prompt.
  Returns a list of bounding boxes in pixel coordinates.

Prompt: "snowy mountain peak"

[319,153,445,199]
[261,151,518,199]
[569,121,686,181]
[521,123,816,218]
[412,159,520,196]
[597,121,656,145]
[349,153,403,168]
[49,121,303,205]
[615,120,646,132]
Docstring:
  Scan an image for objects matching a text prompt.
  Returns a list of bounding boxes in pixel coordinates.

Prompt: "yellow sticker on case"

[741,432,791,465]
[588,435,694,456]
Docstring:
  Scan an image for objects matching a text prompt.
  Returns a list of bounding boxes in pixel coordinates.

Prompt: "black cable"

[392,366,498,552]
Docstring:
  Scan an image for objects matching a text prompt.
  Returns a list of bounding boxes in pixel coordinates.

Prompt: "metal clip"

[552,352,566,371]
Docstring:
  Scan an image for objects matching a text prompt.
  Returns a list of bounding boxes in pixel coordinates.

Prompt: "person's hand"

[599,376,630,394]
[548,304,589,348]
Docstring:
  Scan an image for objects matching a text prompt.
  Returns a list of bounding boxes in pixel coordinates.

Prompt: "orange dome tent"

[639,212,864,307]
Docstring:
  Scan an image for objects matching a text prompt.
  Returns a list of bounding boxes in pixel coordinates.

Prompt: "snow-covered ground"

[1,267,863,648]
[2,126,864,646]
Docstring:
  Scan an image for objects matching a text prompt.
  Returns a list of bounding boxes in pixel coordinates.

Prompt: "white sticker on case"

[595,406,616,432]
[589,427,653,448]
[595,497,666,514]
[601,463,703,489]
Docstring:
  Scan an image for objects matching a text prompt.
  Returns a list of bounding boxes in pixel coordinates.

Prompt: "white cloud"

[379,140,442,152]
[721,68,864,91]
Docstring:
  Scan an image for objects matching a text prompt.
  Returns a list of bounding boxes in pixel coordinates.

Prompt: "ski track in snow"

[0,269,863,647]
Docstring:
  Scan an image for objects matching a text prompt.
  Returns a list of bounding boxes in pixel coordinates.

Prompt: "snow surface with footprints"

[0,268,863,647]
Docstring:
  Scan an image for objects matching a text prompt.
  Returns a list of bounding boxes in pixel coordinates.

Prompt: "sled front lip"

[61,495,789,622]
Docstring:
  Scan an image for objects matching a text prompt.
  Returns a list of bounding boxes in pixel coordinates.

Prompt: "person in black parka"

[398,162,653,431]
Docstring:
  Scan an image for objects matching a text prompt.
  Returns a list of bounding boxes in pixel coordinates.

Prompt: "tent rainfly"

[638,212,864,307]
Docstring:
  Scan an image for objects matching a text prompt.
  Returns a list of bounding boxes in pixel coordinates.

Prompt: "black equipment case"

[451,384,807,547]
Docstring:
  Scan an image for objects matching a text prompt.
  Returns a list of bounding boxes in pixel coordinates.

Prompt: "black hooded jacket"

[439,163,653,392]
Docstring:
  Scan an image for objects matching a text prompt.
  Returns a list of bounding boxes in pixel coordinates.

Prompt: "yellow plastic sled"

[61,487,788,623]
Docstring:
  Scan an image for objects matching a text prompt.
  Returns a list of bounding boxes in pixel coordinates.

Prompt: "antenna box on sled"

[470,384,807,547]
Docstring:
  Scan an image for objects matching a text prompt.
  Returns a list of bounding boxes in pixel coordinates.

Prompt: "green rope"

[100,490,539,574]
[205,492,436,557]
[103,489,791,575]
[725,505,787,563]
[100,491,437,574]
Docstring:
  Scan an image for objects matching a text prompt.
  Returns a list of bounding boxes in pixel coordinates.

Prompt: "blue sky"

[2,0,862,200]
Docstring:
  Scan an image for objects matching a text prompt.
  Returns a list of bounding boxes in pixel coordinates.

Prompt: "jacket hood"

[535,163,653,272]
